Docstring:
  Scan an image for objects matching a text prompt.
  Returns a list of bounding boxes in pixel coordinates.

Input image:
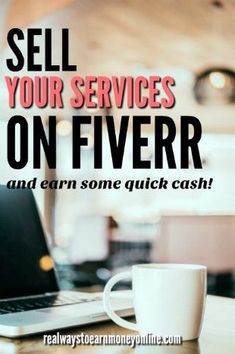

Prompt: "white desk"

[0,295,234,353]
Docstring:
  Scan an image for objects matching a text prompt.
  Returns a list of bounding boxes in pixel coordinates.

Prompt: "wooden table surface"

[0,295,234,354]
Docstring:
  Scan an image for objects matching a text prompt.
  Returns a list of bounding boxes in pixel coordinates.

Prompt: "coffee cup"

[103,263,207,340]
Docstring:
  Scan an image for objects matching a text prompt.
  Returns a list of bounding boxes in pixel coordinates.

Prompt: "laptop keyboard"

[0,293,101,315]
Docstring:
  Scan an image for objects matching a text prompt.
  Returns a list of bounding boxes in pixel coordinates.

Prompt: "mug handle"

[103,270,137,331]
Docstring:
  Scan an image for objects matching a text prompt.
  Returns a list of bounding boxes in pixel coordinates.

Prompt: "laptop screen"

[0,186,58,299]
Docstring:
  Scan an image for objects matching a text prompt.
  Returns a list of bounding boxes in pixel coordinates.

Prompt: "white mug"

[103,263,207,340]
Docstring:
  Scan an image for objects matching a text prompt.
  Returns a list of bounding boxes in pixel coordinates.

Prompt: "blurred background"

[0,0,235,297]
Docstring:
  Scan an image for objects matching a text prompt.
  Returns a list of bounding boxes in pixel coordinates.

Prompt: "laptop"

[0,186,133,338]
